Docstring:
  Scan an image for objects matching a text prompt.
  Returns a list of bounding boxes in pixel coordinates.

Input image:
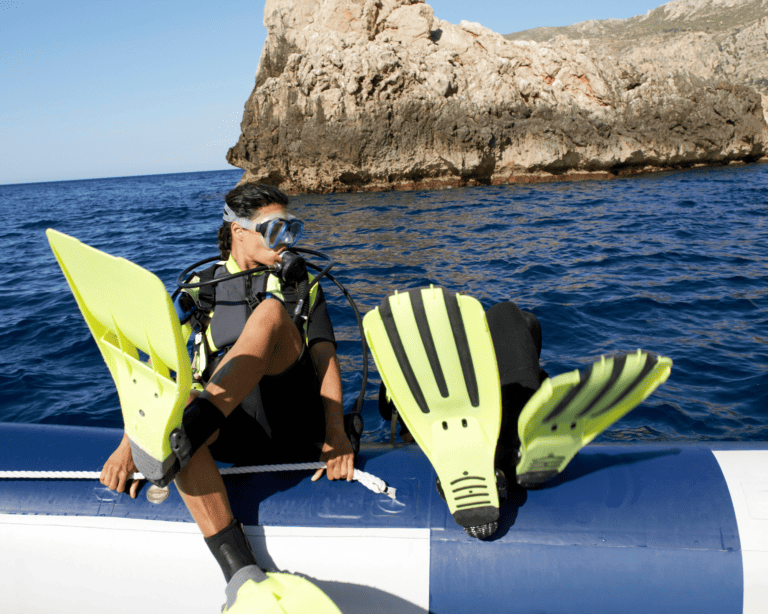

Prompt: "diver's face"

[231,203,289,268]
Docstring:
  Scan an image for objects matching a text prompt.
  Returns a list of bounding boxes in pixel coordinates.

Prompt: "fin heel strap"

[169,397,226,471]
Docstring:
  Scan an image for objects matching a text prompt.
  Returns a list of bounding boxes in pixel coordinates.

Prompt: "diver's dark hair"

[218,183,290,259]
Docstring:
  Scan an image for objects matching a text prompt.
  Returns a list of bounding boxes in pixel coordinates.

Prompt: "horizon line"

[0,167,243,188]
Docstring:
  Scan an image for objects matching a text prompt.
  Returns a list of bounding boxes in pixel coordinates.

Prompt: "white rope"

[0,463,397,500]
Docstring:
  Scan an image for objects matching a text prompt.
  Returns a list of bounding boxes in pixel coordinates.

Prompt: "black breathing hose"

[305,261,369,417]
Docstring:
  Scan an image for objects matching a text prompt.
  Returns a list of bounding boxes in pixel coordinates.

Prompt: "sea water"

[1,164,766,443]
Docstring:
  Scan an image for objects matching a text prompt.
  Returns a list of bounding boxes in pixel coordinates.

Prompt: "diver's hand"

[100,432,142,498]
[312,428,354,482]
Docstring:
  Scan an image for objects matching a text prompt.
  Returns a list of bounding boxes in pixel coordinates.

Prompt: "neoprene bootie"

[205,518,342,614]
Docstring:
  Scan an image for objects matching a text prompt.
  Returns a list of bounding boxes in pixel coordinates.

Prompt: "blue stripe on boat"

[2,422,767,613]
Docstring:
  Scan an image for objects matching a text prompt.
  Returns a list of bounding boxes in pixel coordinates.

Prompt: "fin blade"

[46,229,191,481]
[364,287,502,530]
[517,350,673,488]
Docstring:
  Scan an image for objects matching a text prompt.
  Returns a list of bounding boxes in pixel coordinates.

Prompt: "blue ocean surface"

[1,164,766,444]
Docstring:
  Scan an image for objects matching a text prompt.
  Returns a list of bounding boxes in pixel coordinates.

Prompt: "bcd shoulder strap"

[196,263,219,313]
[244,271,271,312]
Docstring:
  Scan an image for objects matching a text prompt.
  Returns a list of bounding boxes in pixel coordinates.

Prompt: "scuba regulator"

[272,250,310,327]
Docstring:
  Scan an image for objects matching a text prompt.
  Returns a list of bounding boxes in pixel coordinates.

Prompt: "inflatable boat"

[1,422,767,614]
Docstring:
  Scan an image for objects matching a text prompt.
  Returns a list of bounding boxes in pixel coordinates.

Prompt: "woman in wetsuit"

[99,183,354,585]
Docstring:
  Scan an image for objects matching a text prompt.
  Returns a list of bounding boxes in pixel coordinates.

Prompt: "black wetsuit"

[485,301,547,471]
[203,280,337,466]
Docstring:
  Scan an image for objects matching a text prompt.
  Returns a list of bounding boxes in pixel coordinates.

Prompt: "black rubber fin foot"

[465,522,499,540]
[437,472,506,539]
[452,506,500,539]
[516,469,559,490]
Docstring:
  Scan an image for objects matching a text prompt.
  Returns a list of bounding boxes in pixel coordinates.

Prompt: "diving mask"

[223,204,304,249]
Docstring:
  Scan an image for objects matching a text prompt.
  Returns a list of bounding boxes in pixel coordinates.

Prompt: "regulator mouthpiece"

[275,251,307,283]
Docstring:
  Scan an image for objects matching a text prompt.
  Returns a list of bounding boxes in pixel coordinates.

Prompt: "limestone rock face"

[226,0,767,193]
[508,0,768,118]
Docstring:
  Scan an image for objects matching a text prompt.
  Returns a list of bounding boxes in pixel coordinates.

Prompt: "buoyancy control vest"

[183,257,322,436]
[187,256,321,384]
[174,248,365,454]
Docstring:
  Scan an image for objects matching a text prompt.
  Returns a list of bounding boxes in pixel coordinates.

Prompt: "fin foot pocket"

[516,469,559,490]
[223,568,342,614]
[440,469,508,503]
[516,350,672,488]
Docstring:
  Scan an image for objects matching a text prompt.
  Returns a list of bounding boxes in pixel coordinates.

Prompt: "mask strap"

[223,204,256,232]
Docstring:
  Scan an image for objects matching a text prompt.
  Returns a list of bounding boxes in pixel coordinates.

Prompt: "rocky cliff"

[507,0,768,115]
[226,0,768,193]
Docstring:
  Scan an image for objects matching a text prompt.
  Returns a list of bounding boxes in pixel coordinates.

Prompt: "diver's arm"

[100,432,141,498]
[309,340,354,482]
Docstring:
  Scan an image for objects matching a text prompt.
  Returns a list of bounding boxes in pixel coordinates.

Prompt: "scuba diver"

[99,183,352,612]
[96,181,672,589]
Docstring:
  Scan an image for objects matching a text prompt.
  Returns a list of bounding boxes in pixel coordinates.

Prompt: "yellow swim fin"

[223,567,341,614]
[517,350,673,488]
[46,229,191,485]
[364,287,503,538]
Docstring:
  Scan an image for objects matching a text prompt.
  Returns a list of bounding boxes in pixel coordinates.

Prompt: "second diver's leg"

[486,301,544,468]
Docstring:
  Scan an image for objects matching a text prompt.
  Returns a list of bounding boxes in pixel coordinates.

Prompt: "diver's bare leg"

[176,442,233,537]
[200,298,303,415]
[176,298,303,537]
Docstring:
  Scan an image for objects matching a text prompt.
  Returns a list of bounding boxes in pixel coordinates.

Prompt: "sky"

[1,0,667,185]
